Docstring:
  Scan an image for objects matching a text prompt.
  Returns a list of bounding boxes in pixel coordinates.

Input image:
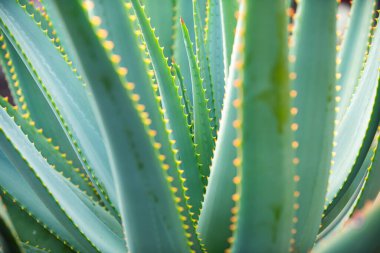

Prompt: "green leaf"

[172,63,194,129]
[22,244,50,253]
[326,23,380,206]
[45,0,193,251]
[181,19,214,187]
[2,194,74,253]
[0,30,86,183]
[129,0,204,219]
[220,0,238,77]
[0,97,97,200]
[197,0,207,32]
[336,0,376,121]
[0,150,84,252]
[356,129,380,210]
[140,0,176,59]
[17,0,81,77]
[0,0,116,210]
[197,5,243,251]
[0,196,23,253]
[205,0,225,126]
[0,33,27,115]
[0,107,125,253]
[320,136,377,239]
[193,0,216,134]
[173,0,195,100]
[21,0,62,48]
[314,200,380,253]
[291,1,337,251]
[59,0,202,249]
[231,1,295,252]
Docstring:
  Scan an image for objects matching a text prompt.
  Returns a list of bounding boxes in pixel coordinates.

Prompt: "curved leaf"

[336,0,375,121]
[0,107,125,253]
[129,0,204,218]
[326,24,380,206]
[314,200,380,253]
[197,4,243,251]
[2,194,74,253]
[45,0,193,251]
[181,19,214,187]
[0,0,116,210]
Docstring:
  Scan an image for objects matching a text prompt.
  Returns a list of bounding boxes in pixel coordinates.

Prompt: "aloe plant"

[0,0,379,252]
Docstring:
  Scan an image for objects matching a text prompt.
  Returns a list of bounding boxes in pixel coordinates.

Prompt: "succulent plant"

[0,0,379,252]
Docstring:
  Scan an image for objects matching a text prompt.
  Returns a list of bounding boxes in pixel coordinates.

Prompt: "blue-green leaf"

[0,196,23,253]
[314,200,380,252]
[326,23,380,206]
[219,0,238,77]
[193,0,216,133]
[2,194,74,253]
[0,31,87,185]
[356,128,380,210]
[181,19,214,187]
[0,0,116,210]
[231,1,295,252]
[0,150,84,252]
[128,0,204,219]
[0,107,125,253]
[173,0,195,101]
[197,5,243,251]
[206,0,225,125]
[0,97,97,200]
[320,136,377,239]
[291,0,337,251]
[141,0,176,59]
[172,63,194,128]
[336,0,376,121]
[45,0,193,251]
